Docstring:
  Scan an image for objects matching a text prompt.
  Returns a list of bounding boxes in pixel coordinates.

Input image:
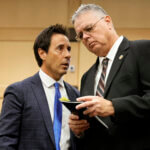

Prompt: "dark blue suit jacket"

[0,73,80,150]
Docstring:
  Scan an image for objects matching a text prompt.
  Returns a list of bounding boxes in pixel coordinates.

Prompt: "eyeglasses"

[75,17,104,41]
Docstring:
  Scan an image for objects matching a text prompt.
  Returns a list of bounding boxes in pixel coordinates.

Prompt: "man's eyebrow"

[56,43,64,47]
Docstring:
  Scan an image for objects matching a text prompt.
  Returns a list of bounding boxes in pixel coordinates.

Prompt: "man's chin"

[60,70,68,76]
[89,45,101,55]
[89,47,98,54]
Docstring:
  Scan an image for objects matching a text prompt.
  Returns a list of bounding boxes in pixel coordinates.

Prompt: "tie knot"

[102,58,109,66]
[54,82,59,89]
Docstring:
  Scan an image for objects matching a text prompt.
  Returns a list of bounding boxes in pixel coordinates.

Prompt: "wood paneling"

[0,27,43,41]
[116,28,150,40]
[67,0,81,27]
[0,0,68,27]
[0,41,39,99]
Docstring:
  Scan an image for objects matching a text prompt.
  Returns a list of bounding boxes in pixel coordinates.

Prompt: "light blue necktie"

[53,82,62,150]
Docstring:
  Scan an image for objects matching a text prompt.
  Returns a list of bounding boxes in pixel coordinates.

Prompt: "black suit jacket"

[0,73,80,150]
[79,37,150,150]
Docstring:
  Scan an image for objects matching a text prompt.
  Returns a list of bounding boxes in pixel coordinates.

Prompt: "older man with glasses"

[69,3,150,150]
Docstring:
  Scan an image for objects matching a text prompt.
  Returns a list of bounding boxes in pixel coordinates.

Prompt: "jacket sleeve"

[0,83,24,150]
[111,40,150,124]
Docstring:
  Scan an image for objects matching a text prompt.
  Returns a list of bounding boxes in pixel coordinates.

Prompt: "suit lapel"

[104,37,129,97]
[81,58,99,96]
[30,73,55,146]
[64,82,77,102]
[87,64,97,95]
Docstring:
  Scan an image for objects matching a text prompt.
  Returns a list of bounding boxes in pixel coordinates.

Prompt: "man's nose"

[82,32,90,40]
[63,49,71,58]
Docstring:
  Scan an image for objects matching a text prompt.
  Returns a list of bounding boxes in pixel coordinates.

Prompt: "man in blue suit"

[0,24,79,150]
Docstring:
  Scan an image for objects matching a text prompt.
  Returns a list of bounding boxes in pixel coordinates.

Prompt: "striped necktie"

[96,58,109,97]
[53,82,62,150]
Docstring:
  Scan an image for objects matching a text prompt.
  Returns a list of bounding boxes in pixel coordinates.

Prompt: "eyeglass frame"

[75,16,105,41]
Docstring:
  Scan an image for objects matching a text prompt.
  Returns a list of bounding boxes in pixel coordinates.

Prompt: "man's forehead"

[50,34,70,45]
[51,34,68,41]
[76,10,100,20]
[74,12,99,30]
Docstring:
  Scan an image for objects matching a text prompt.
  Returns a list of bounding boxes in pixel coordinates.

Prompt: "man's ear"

[38,48,47,60]
[104,15,113,30]
[104,15,111,23]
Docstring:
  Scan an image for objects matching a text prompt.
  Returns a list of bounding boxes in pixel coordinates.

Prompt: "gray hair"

[72,4,108,24]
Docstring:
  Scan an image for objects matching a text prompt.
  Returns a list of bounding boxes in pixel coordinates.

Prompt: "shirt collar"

[39,69,64,88]
[99,35,124,63]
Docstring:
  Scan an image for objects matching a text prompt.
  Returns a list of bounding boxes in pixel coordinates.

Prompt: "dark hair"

[33,24,68,67]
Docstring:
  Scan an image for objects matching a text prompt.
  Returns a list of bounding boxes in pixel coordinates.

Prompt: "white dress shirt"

[94,36,124,95]
[39,69,71,150]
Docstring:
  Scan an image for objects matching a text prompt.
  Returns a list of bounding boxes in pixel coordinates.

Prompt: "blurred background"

[0,0,150,110]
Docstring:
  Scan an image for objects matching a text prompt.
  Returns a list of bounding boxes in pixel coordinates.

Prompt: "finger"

[77,96,97,102]
[89,111,98,117]
[69,114,79,120]
[76,101,94,110]
[69,122,90,129]
[71,125,90,135]
[83,106,95,115]
[69,119,88,125]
